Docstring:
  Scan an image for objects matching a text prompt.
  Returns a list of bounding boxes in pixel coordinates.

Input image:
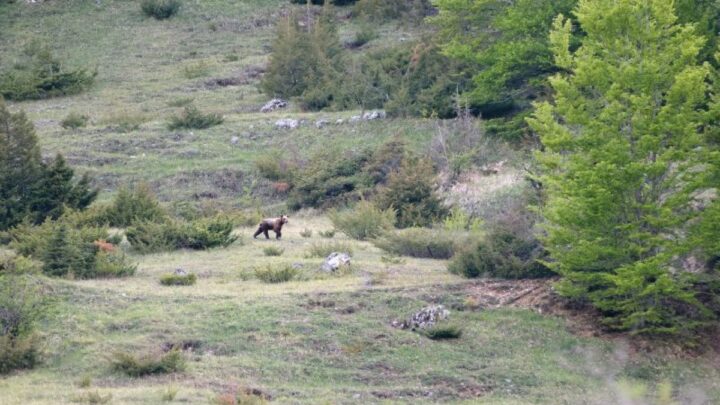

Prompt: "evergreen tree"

[0,99,97,230]
[528,0,717,333]
[41,224,73,277]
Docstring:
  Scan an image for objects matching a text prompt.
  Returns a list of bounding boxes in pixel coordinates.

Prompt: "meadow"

[1,1,719,404]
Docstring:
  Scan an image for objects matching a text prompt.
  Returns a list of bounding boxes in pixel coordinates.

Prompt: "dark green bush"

[375,157,447,228]
[141,0,180,20]
[448,226,551,279]
[0,275,45,374]
[95,184,168,227]
[423,324,463,340]
[167,105,223,130]
[112,349,185,377]
[254,264,298,283]
[254,152,297,183]
[60,112,88,129]
[159,272,197,286]
[126,217,237,254]
[372,228,463,259]
[329,201,394,240]
[0,42,96,101]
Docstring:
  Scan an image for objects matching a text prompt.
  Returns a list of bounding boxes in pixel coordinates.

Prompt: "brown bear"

[253,215,289,239]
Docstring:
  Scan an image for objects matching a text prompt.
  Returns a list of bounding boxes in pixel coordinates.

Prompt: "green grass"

[1,2,719,404]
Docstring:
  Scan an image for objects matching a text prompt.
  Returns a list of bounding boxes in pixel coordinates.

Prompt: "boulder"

[315,119,330,129]
[392,305,450,330]
[362,110,386,121]
[321,252,351,272]
[349,115,362,123]
[230,136,239,145]
[275,118,299,130]
[260,98,288,113]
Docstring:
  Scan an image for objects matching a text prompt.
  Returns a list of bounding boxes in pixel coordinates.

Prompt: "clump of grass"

[305,242,353,258]
[299,228,313,238]
[224,53,239,62]
[101,111,149,133]
[161,385,179,401]
[254,264,298,283]
[329,201,395,240]
[77,375,92,388]
[262,246,284,257]
[318,229,335,238]
[72,391,112,404]
[380,255,406,265]
[141,0,180,20]
[159,272,197,286]
[182,61,211,79]
[372,228,462,259]
[423,324,463,340]
[61,112,89,129]
[167,105,223,130]
[167,97,194,107]
[111,349,185,377]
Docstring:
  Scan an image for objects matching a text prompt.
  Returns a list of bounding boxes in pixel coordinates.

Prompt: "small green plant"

[167,97,194,107]
[347,24,377,48]
[61,112,89,129]
[161,385,179,401]
[0,275,44,374]
[329,201,395,241]
[159,272,197,286]
[72,391,112,404]
[224,53,239,62]
[423,324,463,340]
[318,229,335,239]
[78,375,92,388]
[254,264,298,283]
[167,105,223,130]
[101,111,149,133]
[380,255,405,265]
[443,208,483,233]
[182,61,211,79]
[299,228,313,238]
[262,246,284,257]
[141,0,180,20]
[111,349,185,377]
[305,242,353,258]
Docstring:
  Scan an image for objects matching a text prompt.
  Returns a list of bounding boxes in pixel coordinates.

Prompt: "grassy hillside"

[1,1,719,404]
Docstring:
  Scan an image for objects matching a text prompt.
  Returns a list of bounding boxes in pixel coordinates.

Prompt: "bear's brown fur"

[253,215,289,239]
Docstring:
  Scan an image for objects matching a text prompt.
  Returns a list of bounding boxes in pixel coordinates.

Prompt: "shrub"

[299,228,313,238]
[372,228,462,259]
[318,230,335,239]
[72,391,112,404]
[60,112,88,129]
[254,152,297,183]
[96,184,168,227]
[167,97,194,107]
[126,216,237,254]
[347,25,377,48]
[423,324,463,340]
[112,349,185,377]
[0,275,45,374]
[167,105,223,130]
[0,41,96,101]
[90,251,137,278]
[141,0,180,20]
[182,61,211,79]
[159,272,197,286]
[254,264,298,283]
[443,208,483,233]
[329,201,395,240]
[305,241,353,258]
[376,157,447,228]
[101,111,149,133]
[448,226,551,279]
[262,246,284,257]
[0,252,40,275]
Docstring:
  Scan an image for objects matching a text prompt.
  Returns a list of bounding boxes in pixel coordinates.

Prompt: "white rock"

[260,98,288,113]
[315,119,330,129]
[321,252,351,272]
[275,118,299,130]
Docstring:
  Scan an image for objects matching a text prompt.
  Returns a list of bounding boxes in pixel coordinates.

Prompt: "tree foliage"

[528,0,718,334]
[0,99,97,230]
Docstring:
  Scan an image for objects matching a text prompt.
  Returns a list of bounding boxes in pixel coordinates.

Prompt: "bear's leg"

[263,227,270,239]
[253,227,263,239]
[276,230,282,239]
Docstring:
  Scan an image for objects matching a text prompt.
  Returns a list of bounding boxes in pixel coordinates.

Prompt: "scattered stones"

[275,118,300,129]
[261,98,288,113]
[174,268,188,276]
[315,119,330,129]
[335,118,345,125]
[392,305,450,330]
[230,135,240,145]
[349,115,362,123]
[321,252,351,272]
[292,263,304,270]
[362,110,386,121]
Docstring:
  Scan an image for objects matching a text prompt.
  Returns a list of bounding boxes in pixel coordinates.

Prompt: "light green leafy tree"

[528,0,718,334]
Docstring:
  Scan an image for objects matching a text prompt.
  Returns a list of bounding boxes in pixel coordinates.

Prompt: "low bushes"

[60,112,88,129]
[254,264,298,283]
[125,216,237,254]
[372,228,463,259]
[94,185,168,228]
[112,349,185,377]
[0,275,45,374]
[329,201,394,240]
[141,0,180,19]
[305,242,353,258]
[159,272,197,286]
[448,226,551,279]
[167,105,223,130]
[262,246,284,257]
[423,324,463,340]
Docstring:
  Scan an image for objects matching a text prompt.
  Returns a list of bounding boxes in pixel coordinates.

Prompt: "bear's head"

[280,214,289,224]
